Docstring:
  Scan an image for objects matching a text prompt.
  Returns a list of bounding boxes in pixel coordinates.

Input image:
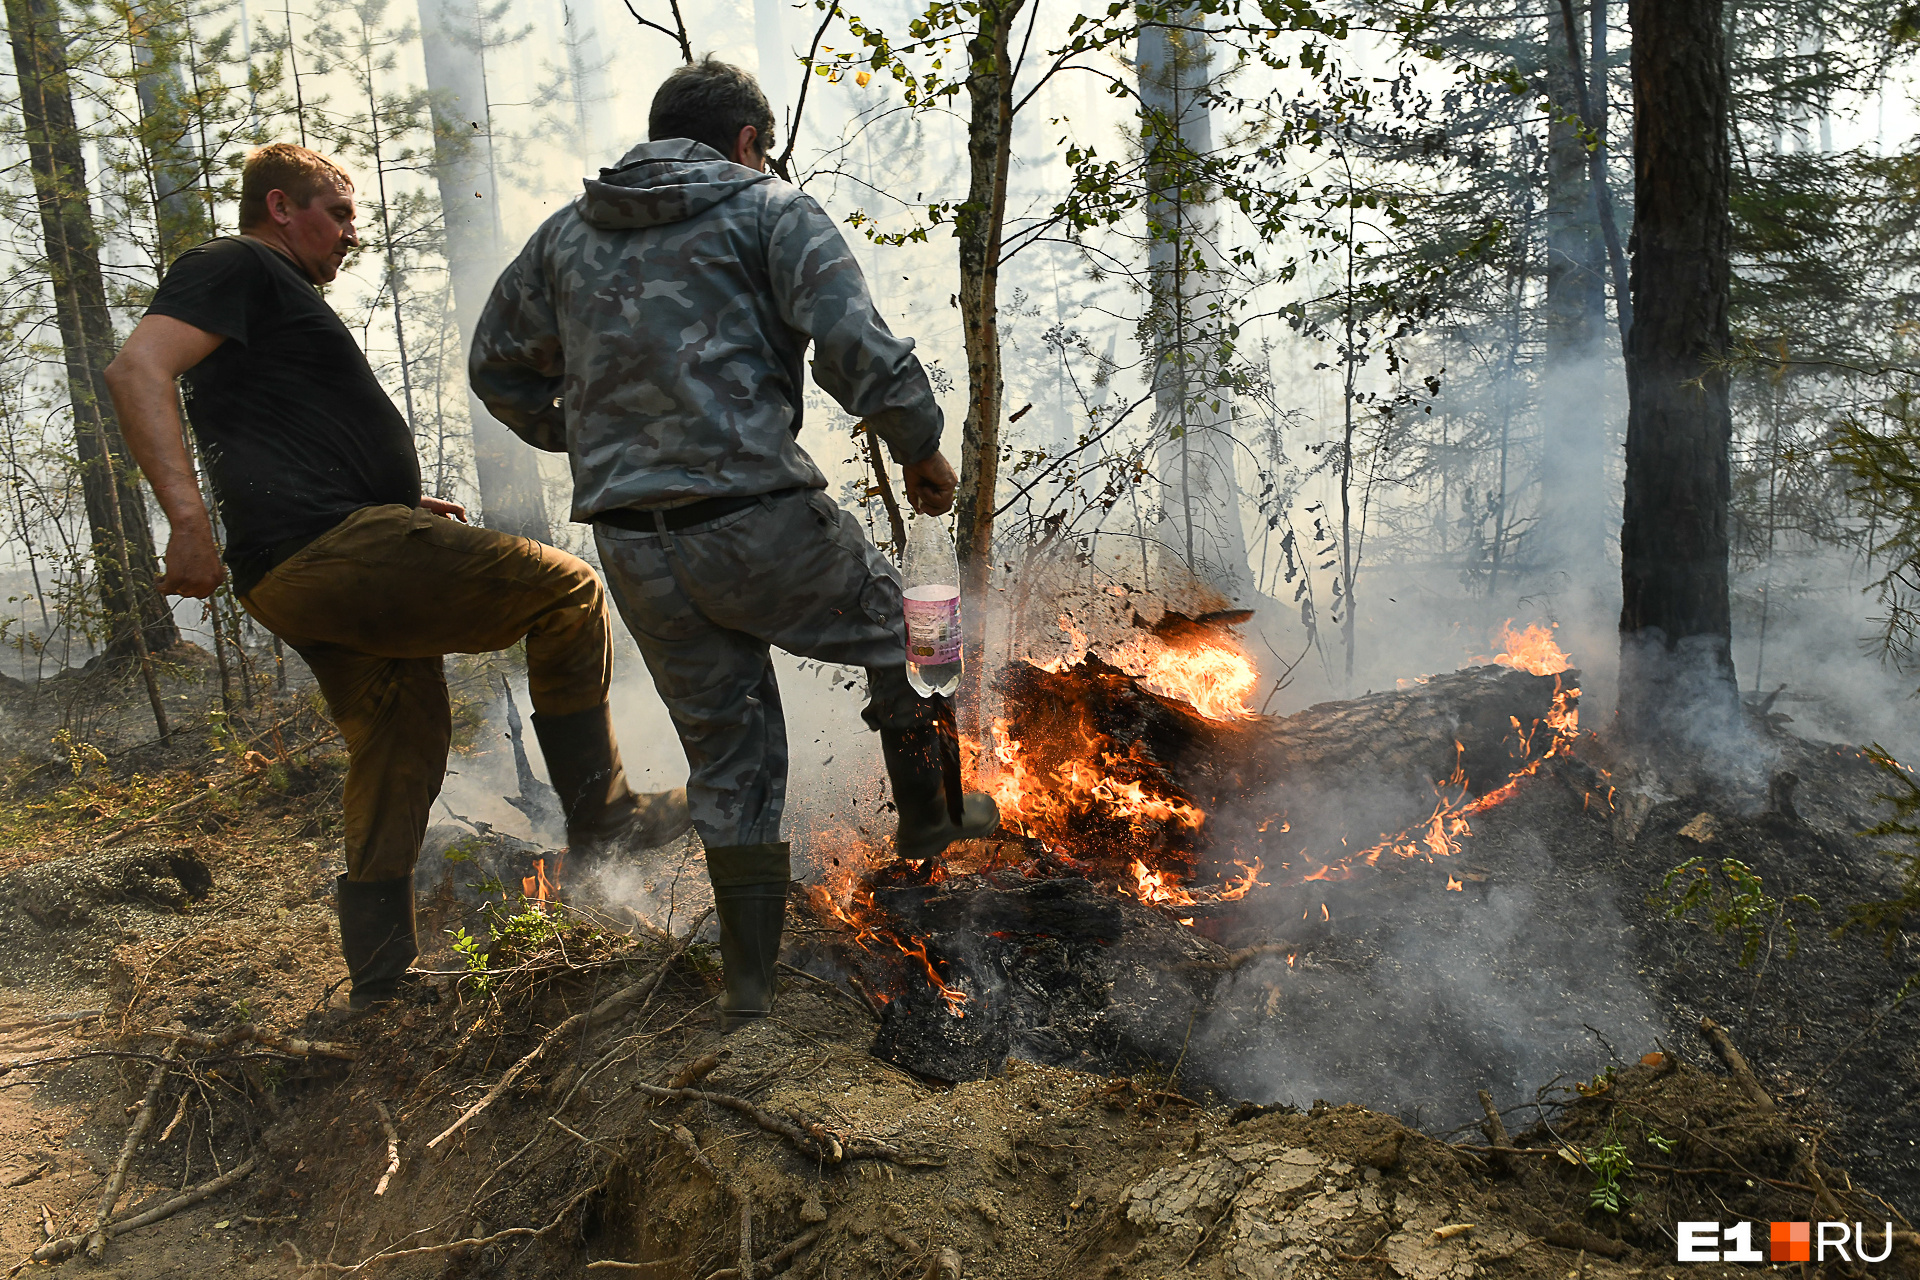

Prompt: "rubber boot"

[532,703,690,857]
[880,726,1001,862]
[706,843,790,1031]
[335,875,419,1009]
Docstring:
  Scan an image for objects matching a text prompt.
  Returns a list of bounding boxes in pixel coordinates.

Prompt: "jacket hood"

[577,138,774,229]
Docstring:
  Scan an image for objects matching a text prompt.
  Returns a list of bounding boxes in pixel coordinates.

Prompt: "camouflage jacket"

[470,139,943,519]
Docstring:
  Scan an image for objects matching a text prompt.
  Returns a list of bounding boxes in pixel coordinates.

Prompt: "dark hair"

[238,143,353,229]
[648,57,776,162]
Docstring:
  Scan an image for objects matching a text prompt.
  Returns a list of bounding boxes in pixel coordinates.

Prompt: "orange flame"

[1291,677,1580,886]
[522,858,554,906]
[808,883,970,1017]
[989,718,1205,841]
[1040,616,1259,721]
[1486,620,1572,676]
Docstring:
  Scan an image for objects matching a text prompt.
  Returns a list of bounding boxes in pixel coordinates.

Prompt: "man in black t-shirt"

[105,144,688,1011]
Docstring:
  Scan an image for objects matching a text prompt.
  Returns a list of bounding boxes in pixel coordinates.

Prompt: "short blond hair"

[238,144,352,229]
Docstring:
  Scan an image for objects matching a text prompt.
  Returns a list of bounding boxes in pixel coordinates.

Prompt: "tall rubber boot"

[532,703,690,856]
[335,875,418,1009]
[880,726,1001,862]
[706,843,790,1031]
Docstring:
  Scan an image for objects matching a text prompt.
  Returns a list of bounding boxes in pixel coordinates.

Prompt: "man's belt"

[594,489,801,533]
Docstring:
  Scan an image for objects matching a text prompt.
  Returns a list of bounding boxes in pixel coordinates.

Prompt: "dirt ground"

[1,648,1917,1278]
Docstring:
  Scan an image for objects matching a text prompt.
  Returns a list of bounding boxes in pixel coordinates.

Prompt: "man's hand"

[157,524,226,598]
[419,495,469,523]
[901,451,959,515]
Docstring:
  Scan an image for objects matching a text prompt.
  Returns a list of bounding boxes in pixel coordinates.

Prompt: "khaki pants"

[241,504,613,881]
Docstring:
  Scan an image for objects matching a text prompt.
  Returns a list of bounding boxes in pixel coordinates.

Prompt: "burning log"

[807,616,1584,1083]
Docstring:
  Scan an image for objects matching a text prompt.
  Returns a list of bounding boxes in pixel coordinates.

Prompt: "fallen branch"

[704,1226,824,1280]
[96,785,225,848]
[86,1044,177,1260]
[373,1103,400,1197]
[150,1023,357,1062]
[427,910,710,1151]
[1698,1018,1774,1111]
[1477,1089,1512,1174]
[669,1123,723,1183]
[1698,1017,1849,1219]
[632,1081,939,1166]
[30,1156,256,1264]
[1,1162,48,1189]
[158,1093,190,1142]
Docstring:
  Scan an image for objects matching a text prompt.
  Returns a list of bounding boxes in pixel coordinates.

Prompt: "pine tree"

[4,0,180,660]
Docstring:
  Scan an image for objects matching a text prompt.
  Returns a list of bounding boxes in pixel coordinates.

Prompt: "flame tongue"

[1488,620,1572,676]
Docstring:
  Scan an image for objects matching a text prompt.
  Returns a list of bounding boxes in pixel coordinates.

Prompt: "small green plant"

[1583,1136,1634,1214]
[1655,857,1818,966]
[1643,1127,1675,1154]
[449,926,491,995]
[486,902,563,956]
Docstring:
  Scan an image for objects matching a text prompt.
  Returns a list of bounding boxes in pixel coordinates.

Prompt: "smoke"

[1196,865,1664,1126]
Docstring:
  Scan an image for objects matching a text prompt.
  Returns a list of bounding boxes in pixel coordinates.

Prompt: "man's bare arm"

[104,315,228,598]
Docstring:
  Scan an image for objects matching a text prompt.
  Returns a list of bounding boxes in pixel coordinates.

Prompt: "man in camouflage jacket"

[471,58,998,1028]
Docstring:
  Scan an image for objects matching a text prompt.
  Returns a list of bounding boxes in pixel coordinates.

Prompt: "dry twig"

[151,1023,357,1061]
[1476,1089,1512,1173]
[373,1102,400,1196]
[427,909,710,1151]
[286,1179,601,1272]
[705,1227,825,1280]
[633,1080,938,1166]
[85,1044,177,1260]
[29,1157,256,1265]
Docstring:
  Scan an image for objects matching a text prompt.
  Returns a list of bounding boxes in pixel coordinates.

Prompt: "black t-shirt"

[146,237,420,592]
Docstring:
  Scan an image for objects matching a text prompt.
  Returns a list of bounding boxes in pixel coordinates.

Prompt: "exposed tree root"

[21,1157,257,1268]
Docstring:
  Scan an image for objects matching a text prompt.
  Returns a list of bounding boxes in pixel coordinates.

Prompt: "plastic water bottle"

[903,514,962,698]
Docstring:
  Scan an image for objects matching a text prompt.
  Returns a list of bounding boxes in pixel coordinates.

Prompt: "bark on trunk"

[952,0,1024,718]
[1618,0,1738,741]
[417,0,552,542]
[7,0,179,657]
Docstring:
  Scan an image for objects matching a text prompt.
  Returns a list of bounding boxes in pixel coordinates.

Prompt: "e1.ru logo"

[1678,1221,1896,1263]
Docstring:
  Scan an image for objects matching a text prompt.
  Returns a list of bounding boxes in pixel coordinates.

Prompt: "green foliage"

[1836,747,1920,1003]
[448,926,490,996]
[1655,856,1818,967]
[1583,1134,1633,1214]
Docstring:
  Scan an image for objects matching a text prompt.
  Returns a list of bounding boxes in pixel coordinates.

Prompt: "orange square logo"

[1771,1222,1810,1262]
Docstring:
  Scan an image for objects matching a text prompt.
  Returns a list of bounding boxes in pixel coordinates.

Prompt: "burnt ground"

[0,651,1915,1277]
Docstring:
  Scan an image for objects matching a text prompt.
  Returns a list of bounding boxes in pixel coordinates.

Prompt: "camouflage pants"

[595,488,933,848]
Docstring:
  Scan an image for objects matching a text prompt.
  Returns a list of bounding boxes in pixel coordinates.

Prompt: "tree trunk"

[952,0,1024,719]
[1537,0,1610,588]
[129,0,214,269]
[7,0,179,657]
[417,0,552,542]
[1618,0,1738,741]
[1138,16,1251,604]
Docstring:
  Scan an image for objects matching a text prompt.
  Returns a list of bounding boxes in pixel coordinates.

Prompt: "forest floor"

[0,644,1916,1279]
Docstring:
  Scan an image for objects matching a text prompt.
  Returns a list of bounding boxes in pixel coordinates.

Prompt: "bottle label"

[903,586,961,665]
